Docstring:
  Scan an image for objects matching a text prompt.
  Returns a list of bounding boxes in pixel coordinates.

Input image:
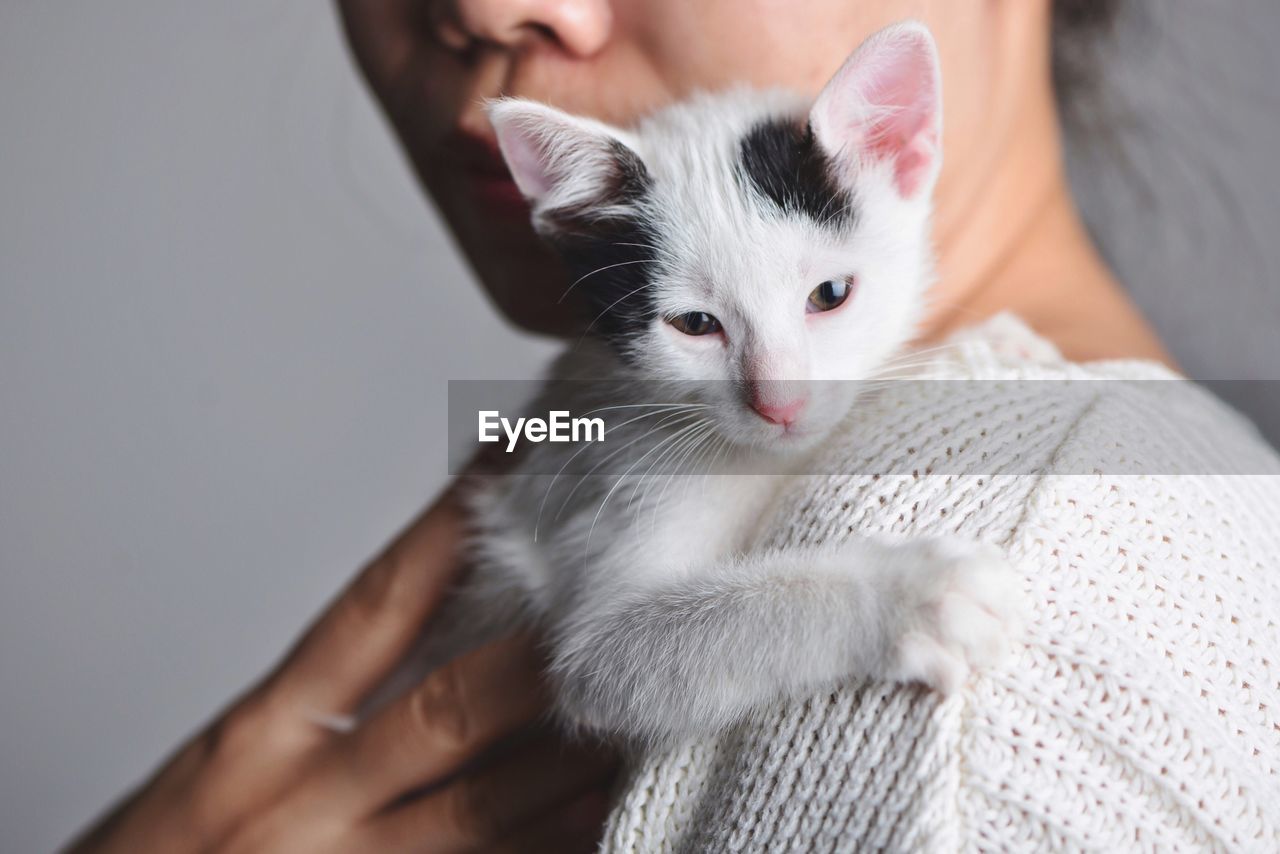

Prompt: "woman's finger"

[305,633,550,816]
[265,486,467,718]
[366,732,616,853]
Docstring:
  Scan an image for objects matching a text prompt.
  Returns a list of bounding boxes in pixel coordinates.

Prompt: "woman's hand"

[66,489,615,853]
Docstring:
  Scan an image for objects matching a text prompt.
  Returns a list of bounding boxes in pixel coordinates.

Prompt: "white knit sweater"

[600,315,1280,853]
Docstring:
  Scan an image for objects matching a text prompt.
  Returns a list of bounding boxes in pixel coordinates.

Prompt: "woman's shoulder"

[935,313,1280,483]
[601,317,1280,852]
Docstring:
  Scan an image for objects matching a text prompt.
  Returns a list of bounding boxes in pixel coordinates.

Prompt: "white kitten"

[452,22,1022,746]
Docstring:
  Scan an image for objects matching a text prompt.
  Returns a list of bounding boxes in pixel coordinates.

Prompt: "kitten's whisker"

[864,366,942,380]
[671,421,718,478]
[676,430,731,533]
[883,342,961,363]
[870,348,959,377]
[662,430,712,526]
[628,429,699,526]
[650,422,718,527]
[610,241,678,265]
[536,403,707,541]
[557,258,659,304]
[864,369,948,383]
[626,422,691,513]
[638,420,716,521]
[584,419,708,558]
[550,408,702,521]
[575,279,659,348]
[628,417,710,515]
[553,409,705,524]
[573,402,708,419]
[877,357,949,369]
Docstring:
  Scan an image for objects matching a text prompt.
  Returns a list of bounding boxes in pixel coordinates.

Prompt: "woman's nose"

[440,0,613,57]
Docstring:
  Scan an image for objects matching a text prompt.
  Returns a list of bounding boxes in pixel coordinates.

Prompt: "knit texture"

[600,315,1280,853]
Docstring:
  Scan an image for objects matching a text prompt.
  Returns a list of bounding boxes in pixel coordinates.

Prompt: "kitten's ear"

[486,98,649,232]
[809,21,942,199]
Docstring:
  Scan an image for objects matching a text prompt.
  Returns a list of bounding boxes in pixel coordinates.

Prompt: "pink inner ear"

[812,24,941,198]
[494,119,555,200]
[863,46,938,196]
[876,131,937,198]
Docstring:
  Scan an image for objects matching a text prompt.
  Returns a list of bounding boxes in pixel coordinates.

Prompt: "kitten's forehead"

[633,89,857,239]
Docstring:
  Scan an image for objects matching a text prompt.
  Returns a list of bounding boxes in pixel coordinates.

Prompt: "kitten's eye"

[807,277,853,313]
[668,311,723,336]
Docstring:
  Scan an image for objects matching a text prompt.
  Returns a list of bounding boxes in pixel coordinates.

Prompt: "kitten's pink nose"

[750,396,807,426]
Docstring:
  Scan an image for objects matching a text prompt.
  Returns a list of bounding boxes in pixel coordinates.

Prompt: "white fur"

[453,22,1022,747]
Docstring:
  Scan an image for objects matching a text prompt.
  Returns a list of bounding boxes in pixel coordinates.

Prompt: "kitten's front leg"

[550,538,1024,745]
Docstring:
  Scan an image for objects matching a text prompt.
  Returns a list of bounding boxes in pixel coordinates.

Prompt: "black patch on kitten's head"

[737,119,856,229]
[542,142,661,349]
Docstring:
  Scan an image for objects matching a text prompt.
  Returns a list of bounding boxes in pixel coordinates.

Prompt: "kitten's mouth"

[752,420,819,452]
[775,424,813,444]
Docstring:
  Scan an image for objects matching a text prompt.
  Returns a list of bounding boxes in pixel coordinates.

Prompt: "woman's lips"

[471,171,530,213]
[444,129,530,216]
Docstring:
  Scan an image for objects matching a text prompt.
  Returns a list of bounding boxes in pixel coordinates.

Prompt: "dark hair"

[1052,0,1122,125]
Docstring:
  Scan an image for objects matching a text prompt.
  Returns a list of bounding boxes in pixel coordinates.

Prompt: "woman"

[69,1,1280,851]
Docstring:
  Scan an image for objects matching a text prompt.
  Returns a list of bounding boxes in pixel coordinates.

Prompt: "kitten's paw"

[886,539,1026,694]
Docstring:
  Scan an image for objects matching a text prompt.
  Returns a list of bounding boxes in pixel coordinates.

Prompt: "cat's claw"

[887,539,1026,694]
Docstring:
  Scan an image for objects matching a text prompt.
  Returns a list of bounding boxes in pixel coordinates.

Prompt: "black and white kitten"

[459,22,1022,746]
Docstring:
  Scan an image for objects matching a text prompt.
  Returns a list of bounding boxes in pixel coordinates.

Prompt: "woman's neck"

[940,188,1173,367]
[918,22,1174,369]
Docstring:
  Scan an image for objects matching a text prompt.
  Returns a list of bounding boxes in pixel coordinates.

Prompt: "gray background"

[1,2,1277,851]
